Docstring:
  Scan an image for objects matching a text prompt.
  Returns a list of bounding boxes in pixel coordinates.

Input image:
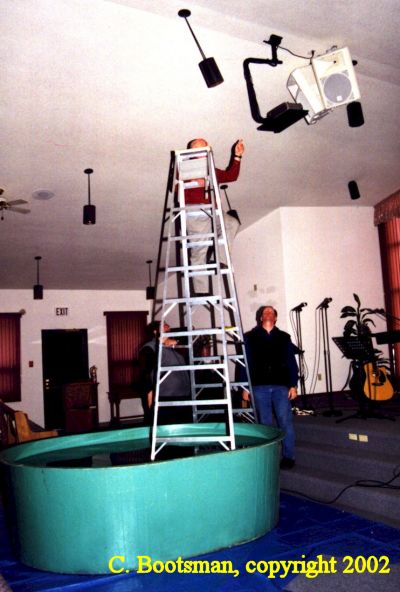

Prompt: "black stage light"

[257,103,308,133]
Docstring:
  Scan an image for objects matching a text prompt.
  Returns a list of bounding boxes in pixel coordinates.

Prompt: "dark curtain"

[0,313,22,402]
[105,311,148,390]
[378,218,400,380]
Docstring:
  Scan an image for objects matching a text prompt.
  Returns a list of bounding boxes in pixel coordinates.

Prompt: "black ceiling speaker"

[83,168,96,225]
[347,101,365,127]
[178,9,223,88]
[33,256,43,300]
[146,259,155,300]
[348,180,360,200]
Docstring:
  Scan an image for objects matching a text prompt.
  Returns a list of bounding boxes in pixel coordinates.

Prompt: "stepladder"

[150,145,256,460]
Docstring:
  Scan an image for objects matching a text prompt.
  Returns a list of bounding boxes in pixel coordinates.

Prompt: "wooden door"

[42,329,89,429]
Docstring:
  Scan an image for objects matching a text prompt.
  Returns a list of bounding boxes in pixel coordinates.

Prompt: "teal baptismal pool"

[0,422,283,574]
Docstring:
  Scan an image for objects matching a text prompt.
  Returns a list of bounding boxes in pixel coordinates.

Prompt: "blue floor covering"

[1,493,399,591]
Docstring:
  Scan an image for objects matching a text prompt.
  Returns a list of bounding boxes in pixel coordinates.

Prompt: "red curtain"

[0,313,22,402]
[378,218,400,379]
[105,311,148,389]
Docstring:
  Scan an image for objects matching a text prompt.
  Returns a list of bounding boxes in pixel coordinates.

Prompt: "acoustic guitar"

[363,362,394,401]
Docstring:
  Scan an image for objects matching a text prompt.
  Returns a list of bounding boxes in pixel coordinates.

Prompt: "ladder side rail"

[151,152,177,321]
[207,150,257,423]
[206,149,236,447]
[176,172,197,416]
[151,169,185,461]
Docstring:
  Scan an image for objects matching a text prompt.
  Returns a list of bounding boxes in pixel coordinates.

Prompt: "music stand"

[332,336,395,422]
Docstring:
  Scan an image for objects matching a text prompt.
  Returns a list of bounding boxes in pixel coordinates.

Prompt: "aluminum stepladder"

[150,145,256,461]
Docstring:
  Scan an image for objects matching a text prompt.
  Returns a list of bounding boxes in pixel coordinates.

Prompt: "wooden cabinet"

[62,381,99,434]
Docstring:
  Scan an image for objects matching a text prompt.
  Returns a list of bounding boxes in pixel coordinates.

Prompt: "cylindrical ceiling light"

[33,256,43,300]
[83,168,96,225]
[178,9,223,88]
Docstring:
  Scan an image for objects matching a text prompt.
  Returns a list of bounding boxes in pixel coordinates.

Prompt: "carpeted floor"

[1,492,399,591]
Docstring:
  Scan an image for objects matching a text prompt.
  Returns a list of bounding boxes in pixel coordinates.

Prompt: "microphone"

[291,302,307,312]
[317,297,332,309]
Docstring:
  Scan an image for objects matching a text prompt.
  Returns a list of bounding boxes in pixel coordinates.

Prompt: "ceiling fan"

[0,188,30,220]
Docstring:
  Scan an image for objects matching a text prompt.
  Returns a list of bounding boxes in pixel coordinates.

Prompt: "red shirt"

[184,158,241,205]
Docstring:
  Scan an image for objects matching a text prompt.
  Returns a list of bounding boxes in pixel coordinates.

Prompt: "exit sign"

[55,307,68,316]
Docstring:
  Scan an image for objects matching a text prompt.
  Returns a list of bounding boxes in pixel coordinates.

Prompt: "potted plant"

[340,293,382,337]
[340,294,393,401]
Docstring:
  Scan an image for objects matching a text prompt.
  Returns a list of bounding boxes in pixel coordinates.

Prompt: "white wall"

[233,206,387,394]
[0,205,387,422]
[0,289,150,425]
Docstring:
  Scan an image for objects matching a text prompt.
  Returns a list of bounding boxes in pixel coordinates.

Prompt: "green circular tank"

[1,423,283,574]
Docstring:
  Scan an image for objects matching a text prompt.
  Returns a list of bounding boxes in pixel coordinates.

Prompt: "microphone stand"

[291,303,307,403]
[317,299,342,417]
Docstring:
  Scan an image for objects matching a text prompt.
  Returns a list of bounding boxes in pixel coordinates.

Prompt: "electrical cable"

[277,45,314,62]
[282,466,400,505]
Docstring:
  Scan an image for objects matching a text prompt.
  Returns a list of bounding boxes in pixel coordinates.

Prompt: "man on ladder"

[184,138,245,295]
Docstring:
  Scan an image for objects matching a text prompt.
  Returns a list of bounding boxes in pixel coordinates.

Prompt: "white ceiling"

[1,0,399,290]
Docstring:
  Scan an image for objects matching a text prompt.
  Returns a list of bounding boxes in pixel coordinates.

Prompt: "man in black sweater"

[243,306,299,469]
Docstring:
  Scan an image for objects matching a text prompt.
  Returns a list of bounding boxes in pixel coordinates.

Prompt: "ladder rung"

[167,263,217,273]
[198,409,255,419]
[160,363,227,372]
[169,232,215,241]
[171,203,213,214]
[157,399,231,407]
[163,296,222,305]
[195,381,249,388]
[155,435,235,444]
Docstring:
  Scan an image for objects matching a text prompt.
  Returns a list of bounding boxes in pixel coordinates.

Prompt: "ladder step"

[157,399,232,407]
[155,435,235,444]
[169,232,215,241]
[195,382,250,389]
[166,263,217,274]
[160,363,227,372]
[171,204,213,214]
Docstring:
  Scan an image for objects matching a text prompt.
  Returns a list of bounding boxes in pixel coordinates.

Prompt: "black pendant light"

[33,256,43,300]
[83,168,96,225]
[220,184,241,224]
[146,259,155,300]
[178,9,223,88]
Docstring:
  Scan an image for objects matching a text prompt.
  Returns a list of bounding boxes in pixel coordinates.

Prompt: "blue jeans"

[253,385,295,460]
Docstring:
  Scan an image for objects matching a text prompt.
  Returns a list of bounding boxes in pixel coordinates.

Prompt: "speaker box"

[311,47,360,109]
